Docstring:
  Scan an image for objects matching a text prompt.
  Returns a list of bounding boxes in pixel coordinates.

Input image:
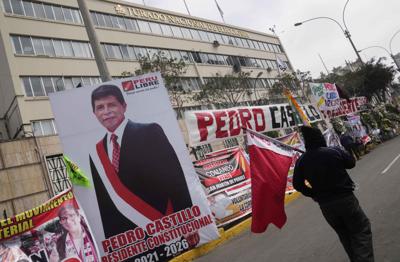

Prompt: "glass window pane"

[62,7,73,23]
[90,12,98,25]
[97,13,106,27]
[160,50,171,60]
[43,5,54,20]
[11,0,24,15]
[105,44,114,58]
[53,40,64,56]
[124,18,134,31]
[215,34,223,43]
[207,32,217,42]
[112,45,122,59]
[82,77,91,86]
[41,120,54,135]
[149,22,162,35]
[62,41,73,56]
[82,43,92,58]
[32,38,45,55]
[137,20,151,33]
[22,1,34,16]
[62,77,73,90]
[120,45,129,59]
[104,14,113,27]
[147,48,158,60]
[3,0,12,13]
[30,77,45,96]
[53,6,64,21]
[72,42,83,57]
[117,17,126,29]
[11,36,22,54]
[42,77,54,95]
[32,121,43,136]
[171,26,183,38]
[221,34,228,44]
[72,9,82,24]
[20,36,34,54]
[242,39,250,48]
[110,16,119,28]
[134,47,147,59]
[199,31,209,41]
[22,77,33,96]
[32,2,45,19]
[170,50,182,61]
[160,24,173,36]
[71,77,82,87]
[180,51,191,63]
[42,39,55,56]
[127,46,136,59]
[189,29,201,40]
[181,27,192,39]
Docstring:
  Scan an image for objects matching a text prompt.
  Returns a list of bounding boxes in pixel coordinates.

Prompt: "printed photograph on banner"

[49,72,219,261]
[193,148,252,227]
[0,189,99,262]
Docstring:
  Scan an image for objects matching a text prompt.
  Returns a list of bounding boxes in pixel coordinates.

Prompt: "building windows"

[11,35,93,58]
[21,76,101,97]
[2,0,83,24]
[31,119,57,136]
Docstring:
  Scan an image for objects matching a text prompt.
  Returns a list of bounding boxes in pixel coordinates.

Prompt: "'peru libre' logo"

[122,76,160,93]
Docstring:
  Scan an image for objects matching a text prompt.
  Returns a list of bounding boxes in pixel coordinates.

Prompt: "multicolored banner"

[309,83,340,110]
[193,148,252,227]
[185,103,322,146]
[0,189,99,262]
[320,97,368,118]
[49,72,219,261]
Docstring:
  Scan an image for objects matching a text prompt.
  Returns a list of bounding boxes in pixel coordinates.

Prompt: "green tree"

[317,58,396,102]
[192,71,252,108]
[121,50,189,118]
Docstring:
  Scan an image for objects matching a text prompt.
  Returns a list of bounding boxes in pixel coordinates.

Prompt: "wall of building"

[0,135,63,218]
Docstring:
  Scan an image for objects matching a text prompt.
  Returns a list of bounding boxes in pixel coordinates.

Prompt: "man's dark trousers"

[319,194,374,262]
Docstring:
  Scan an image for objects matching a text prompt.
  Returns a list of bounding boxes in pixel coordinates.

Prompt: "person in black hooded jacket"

[293,126,374,262]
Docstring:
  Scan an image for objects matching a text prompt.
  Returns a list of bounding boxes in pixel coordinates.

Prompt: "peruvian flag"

[247,133,293,233]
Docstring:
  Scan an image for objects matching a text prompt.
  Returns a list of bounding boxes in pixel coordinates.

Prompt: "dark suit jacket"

[90,120,193,239]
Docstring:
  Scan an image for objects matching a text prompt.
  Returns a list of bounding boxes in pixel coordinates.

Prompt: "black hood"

[301,126,327,150]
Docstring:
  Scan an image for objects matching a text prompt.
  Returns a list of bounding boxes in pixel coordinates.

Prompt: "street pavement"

[196,136,400,262]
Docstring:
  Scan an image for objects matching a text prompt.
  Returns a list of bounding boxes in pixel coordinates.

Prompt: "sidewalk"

[171,192,301,262]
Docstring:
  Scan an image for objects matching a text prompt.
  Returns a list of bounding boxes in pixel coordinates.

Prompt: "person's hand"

[49,248,60,262]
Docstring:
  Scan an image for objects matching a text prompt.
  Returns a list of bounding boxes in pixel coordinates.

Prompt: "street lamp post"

[358,28,400,70]
[294,0,364,64]
[358,45,400,70]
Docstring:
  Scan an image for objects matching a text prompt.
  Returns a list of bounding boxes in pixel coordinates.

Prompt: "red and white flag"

[247,133,293,233]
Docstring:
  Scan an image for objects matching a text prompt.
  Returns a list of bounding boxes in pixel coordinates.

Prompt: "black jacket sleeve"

[293,156,314,198]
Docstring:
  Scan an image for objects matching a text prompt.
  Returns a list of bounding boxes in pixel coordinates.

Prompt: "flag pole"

[183,0,191,15]
[243,127,305,153]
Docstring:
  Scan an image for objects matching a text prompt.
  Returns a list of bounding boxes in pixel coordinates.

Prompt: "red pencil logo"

[122,80,134,91]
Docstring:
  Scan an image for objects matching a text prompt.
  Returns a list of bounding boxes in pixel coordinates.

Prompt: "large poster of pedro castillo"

[49,72,219,261]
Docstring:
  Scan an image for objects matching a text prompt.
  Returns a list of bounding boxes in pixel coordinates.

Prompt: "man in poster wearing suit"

[89,84,193,239]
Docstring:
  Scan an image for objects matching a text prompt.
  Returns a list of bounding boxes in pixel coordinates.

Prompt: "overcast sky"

[124,0,400,78]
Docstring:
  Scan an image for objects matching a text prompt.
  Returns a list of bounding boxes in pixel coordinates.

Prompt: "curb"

[171,191,301,262]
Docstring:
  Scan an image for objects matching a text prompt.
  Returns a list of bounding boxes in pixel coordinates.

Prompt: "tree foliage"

[121,50,188,118]
[317,58,396,102]
[192,71,252,108]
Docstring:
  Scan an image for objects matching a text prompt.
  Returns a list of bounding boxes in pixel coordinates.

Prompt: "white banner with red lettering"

[320,97,368,119]
[184,104,322,146]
